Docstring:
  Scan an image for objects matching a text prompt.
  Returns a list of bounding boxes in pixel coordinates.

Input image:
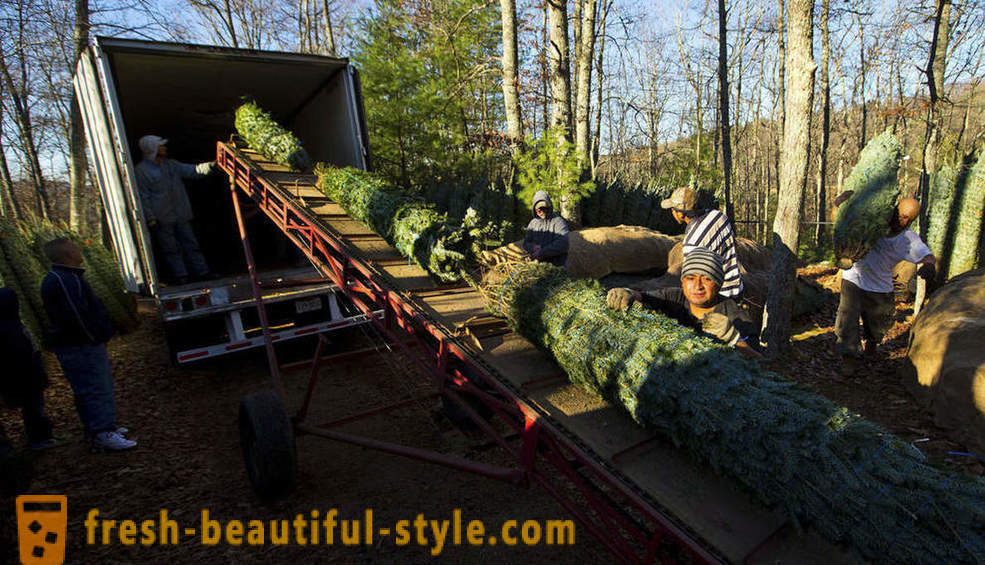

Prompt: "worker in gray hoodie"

[134,135,214,285]
[522,190,569,267]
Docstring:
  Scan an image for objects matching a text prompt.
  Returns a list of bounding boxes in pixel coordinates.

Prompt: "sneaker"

[92,431,137,452]
[29,437,69,451]
[116,426,130,436]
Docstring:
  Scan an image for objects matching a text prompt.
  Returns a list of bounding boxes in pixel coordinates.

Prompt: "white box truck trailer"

[73,37,374,363]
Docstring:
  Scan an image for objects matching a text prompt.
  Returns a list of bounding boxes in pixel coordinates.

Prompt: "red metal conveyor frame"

[216,141,726,564]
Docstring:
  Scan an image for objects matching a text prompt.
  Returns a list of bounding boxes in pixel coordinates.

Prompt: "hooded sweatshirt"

[40,265,115,347]
[523,190,569,267]
[134,135,211,224]
[0,288,47,405]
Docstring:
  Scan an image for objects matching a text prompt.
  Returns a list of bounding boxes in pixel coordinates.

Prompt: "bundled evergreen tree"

[316,165,471,281]
[947,152,985,279]
[833,131,902,269]
[481,260,985,564]
[0,217,46,338]
[234,101,312,171]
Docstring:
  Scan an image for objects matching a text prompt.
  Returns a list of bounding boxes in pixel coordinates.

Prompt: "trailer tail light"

[194,295,209,307]
[163,300,180,311]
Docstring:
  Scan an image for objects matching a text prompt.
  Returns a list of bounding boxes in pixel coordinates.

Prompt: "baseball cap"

[660,186,699,211]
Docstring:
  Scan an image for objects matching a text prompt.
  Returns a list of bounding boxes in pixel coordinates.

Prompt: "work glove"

[606,288,640,311]
[916,261,936,280]
[147,219,158,229]
[701,312,740,346]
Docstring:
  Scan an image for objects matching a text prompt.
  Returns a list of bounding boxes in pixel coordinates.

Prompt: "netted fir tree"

[316,165,471,282]
[234,101,312,171]
[833,131,902,269]
[480,260,985,564]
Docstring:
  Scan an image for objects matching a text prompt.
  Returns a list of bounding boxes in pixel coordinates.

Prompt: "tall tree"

[499,0,523,151]
[546,0,572,138]
[815,0,831,245]
[322,0,337,55]
[68,0,90,231]
[919,0,952,233]
[0,50,52,219]
[717,0,734,219]
[574,0,597,166]
[762,0,815,355]
[590,0,610,177]
[0,77,21,219]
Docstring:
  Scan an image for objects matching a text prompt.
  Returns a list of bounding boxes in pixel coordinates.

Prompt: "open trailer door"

[73,40,157,295]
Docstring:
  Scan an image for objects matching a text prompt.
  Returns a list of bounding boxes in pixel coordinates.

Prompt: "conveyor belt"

[221,145,859,564]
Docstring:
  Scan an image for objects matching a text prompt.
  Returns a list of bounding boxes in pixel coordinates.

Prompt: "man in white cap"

[134,135,214,285]
[661,186,743,299]
[606,247,761,357]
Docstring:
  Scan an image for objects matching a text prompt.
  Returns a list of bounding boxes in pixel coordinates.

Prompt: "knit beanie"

[681,247,725,286]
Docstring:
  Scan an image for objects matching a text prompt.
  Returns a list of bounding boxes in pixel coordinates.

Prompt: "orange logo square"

[16,495,67,565]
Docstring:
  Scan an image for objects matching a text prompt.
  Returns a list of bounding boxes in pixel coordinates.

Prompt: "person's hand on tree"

[147,218,158,229]
[606,288,641,311]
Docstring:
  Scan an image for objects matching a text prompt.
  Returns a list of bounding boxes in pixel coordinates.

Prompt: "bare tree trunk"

[499,0,523,152]
[0,91,20,219]
[0,53,51,220]
[815,0,830,245]
[321,0,336,55]
[915,0,952,316]
[541,3,549,135]
[717,0,734,219]
[574,0,597,166]
[546,0,573,138]
[69,0,91,231]
[777,0,785,139]
[763,0,815,356]
[856,13,867,151]
[590,1,610,178]
[546,0,577,221]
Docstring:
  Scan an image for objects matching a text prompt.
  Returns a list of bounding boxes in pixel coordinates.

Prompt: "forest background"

[1,0,984,348]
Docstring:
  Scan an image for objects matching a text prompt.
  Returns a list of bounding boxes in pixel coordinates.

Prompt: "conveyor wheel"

[239,390,296,498]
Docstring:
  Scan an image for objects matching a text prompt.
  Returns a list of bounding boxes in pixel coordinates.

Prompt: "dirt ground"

[0,300,610,564]
[2,269,982,564]
[777,266,984,478]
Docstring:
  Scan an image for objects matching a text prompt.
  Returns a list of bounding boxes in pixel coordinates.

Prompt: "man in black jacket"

[41,238,136,452]
[522,190,569,267]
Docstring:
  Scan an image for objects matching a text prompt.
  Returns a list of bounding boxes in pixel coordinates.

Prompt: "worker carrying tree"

[522,190,569,267]
[835,198,936,375]
[661,186,743,299]
[134,135,216,285]
[605,248,762,358]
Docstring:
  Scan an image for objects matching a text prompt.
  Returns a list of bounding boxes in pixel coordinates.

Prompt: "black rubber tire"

[239,390,296,499]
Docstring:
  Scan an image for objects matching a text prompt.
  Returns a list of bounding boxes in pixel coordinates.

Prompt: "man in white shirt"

[836,198,936,374]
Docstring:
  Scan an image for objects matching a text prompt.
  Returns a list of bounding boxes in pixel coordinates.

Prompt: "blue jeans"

[54,344,117,435]
[154,221,209,278]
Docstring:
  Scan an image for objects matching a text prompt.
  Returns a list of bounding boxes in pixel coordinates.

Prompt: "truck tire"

[239,390,296,498]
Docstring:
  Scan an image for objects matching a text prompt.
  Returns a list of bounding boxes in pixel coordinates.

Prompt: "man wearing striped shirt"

[661,186,744,298]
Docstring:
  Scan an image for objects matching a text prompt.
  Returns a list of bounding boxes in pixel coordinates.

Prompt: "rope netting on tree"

[480,260,985,564]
